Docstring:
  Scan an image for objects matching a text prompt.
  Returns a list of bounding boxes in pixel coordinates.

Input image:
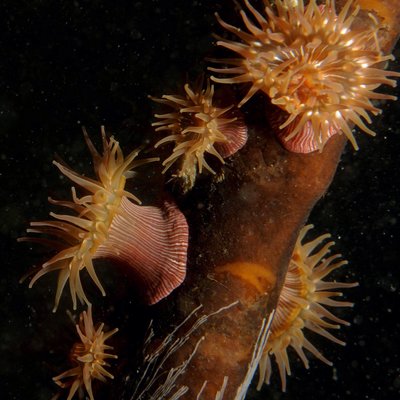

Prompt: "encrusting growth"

[210,0,400,152]
[151,79,247,191]
[258,225,357,392]
[20,127,189,311]
[53,305,118,400]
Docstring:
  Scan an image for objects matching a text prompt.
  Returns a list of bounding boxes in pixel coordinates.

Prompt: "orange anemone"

[151,79,247,191]
[210,0,400,152]
[20,127,189,310]
[258,224,357,391]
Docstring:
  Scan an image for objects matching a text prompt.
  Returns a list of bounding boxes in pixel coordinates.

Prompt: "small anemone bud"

[19,127,189,310]
[209,0,400,153]
[150,78,248,191]
[53,305,118,400]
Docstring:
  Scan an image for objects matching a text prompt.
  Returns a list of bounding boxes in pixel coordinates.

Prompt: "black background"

[0,1,399,399]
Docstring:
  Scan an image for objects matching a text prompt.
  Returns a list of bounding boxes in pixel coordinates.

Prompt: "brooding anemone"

[53,305,118,400]
[209,0,400,152]
[258,225,357,391]
[20,127,189,311]
[151,79,247,191]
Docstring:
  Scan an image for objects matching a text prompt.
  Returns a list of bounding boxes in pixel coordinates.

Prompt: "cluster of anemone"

[150,0,400,165]
[209,0,400,152]
[20,128,189,398]
[18,1,400,399]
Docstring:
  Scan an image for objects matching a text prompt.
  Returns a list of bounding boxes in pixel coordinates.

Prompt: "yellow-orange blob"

[216,261,276,294]
[210,0,400,152]
[257,225,357,391]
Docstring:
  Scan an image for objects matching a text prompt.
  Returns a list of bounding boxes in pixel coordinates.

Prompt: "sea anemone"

[257,224,357,391]
[151,79,247,191]
[209,0,400,152]
[20,127,189,311]
[53,305,118,400]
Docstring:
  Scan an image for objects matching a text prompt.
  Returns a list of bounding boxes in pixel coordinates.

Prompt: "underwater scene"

[0,1,399,399]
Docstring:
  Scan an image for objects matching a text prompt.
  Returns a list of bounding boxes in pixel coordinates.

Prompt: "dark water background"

[0,1,399,399]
